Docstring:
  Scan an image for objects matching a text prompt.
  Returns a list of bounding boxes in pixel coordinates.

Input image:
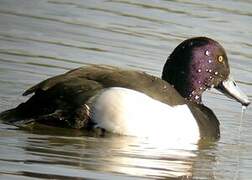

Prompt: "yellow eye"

[218,55,223,62]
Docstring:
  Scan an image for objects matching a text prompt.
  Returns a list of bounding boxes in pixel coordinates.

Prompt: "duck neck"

[186,85,206,104]
[162,59,207,104]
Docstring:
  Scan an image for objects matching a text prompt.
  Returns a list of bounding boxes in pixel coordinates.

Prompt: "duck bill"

[216,77,250,106]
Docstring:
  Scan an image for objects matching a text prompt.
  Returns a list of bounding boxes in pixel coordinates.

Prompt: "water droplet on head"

[214,71,219,75]
[199,87,203,90]
[197,69,202,73]
[205,50,210,56]
[208,59,212,63]
[195,95,200,100]
[209,69,212,73]
[198,80,202,84]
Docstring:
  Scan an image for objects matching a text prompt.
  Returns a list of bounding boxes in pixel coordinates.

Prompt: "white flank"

[90,87,200,143]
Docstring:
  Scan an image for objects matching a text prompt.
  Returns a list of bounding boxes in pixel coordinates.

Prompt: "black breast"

[188,102,220,139]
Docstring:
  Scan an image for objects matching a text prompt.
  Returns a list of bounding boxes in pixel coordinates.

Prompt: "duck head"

[162,37,250,106]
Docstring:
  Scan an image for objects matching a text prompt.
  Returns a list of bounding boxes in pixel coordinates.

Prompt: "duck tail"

[0,105,38,127]
[0,102,34,124]
[0,108,19,123]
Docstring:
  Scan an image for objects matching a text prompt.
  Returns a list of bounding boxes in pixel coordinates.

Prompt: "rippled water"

[0,0,251,179]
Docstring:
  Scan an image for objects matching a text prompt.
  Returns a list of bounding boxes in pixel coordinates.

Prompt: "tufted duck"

[0,37,250,141]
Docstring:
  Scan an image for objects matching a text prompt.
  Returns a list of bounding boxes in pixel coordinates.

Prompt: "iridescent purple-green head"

[162,37,250,106]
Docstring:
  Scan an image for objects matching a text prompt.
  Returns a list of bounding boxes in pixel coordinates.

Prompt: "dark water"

[0,0,251,179]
